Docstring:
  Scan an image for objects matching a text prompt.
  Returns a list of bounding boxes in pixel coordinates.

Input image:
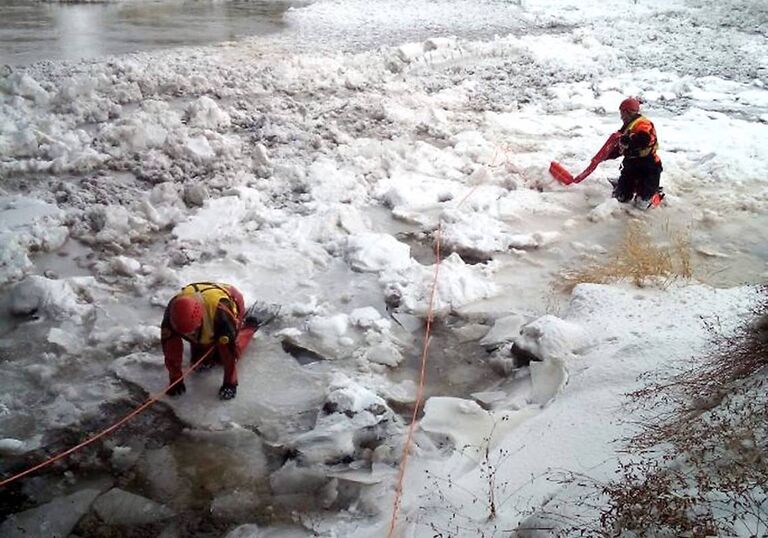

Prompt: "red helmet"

[170,295,203,334]
[619,97,641,114]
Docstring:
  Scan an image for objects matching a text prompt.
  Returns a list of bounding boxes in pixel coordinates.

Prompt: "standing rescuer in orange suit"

[608,97,664,205]
[161,282,259,400]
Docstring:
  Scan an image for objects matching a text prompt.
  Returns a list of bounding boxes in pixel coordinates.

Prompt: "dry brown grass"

[562,219,692,290]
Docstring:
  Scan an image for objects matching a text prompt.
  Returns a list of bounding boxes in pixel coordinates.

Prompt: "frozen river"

[1,0,767,536]
[0,0,306,66]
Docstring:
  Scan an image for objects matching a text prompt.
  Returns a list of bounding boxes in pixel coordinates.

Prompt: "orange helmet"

[619,97,641,114]
[170,295,203,334]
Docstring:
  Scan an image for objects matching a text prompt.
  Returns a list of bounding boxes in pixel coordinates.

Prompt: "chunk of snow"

[507,231,561,250]
[420,397,500,454]
[514,315,591,362]
[111,255,142,276]
[470,391,507,408]
[383,253,497,316]
[349,306,383,328]
[480,314,528,346]
[9,275,94,321]
[225,523,313,538]
[184,135,215,161]
[186,96,231,130]
[363,341,403,367]
[326,373,387,415]
[345,233,412,273]
[588,198,623,222]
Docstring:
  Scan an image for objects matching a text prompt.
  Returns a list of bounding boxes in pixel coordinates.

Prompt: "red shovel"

[549,131,622,185]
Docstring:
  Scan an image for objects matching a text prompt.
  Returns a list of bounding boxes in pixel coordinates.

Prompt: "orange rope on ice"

[387,221,443,538]
[0,348,214,488]
[386,158,490,536]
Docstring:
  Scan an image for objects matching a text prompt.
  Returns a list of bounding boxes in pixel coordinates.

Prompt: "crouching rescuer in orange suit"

[608,97,664,205]
[161,282,260,400]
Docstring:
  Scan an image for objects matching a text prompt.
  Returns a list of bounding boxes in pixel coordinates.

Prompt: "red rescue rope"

[386,171,489,536]
[386,221,443,538]
[0,348,214,488]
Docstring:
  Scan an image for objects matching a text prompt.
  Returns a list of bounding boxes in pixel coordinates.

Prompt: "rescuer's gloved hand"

[168,381,186,397]
[219,383,237,400]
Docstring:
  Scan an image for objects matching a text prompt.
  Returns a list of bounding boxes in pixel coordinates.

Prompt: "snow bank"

[407,283,759,533]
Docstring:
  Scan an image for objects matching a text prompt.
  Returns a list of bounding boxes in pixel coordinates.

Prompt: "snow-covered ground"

[1,0,767,536]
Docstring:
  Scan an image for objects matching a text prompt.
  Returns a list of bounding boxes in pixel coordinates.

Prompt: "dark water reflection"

[0,0,305,66]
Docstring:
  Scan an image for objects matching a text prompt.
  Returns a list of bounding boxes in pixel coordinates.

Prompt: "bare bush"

[588,288,768,537]
[516,288,768,537]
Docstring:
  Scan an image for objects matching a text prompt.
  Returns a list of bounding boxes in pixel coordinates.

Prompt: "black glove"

[219,383,237,400]
[168,380,186,397]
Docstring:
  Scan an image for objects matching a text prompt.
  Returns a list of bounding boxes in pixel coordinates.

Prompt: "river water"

[0,0,306,66]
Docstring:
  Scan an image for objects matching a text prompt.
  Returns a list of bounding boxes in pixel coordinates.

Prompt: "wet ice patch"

[0,488,101,538]
[93,488,174,525]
